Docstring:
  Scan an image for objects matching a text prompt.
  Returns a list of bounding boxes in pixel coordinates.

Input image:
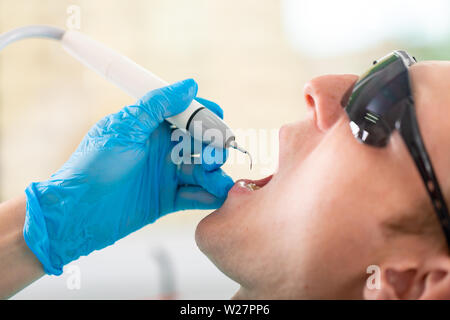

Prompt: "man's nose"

[303,74,359,132]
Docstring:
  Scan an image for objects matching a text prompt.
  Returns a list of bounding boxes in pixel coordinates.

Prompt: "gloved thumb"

[133,78,198,131]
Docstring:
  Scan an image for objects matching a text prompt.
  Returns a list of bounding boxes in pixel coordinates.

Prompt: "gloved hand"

[23,79,234,275]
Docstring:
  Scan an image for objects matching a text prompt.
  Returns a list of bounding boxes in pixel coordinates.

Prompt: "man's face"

[195,61,450,299]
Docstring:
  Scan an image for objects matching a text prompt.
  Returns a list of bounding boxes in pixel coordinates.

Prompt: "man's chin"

[194,208,220,256]
[194,206,240,280]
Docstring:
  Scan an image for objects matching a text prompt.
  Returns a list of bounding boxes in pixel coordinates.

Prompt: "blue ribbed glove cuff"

[23,183,63,276]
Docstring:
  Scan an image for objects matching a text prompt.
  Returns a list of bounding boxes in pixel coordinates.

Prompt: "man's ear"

[363,256,450,300]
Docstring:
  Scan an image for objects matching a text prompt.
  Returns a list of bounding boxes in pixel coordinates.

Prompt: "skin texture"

[196,61,450,299]
[0,195,44,299]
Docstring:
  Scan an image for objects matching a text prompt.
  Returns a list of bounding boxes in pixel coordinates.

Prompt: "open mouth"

[231,174,273,193]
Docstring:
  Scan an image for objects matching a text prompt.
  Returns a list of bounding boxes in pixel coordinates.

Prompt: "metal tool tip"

[228,141,253,170]
[246,150,253,170]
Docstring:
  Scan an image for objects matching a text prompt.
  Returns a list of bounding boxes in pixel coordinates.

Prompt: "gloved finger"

[169,127,229,172]
[170,130,203,157]
[123,78,198,134]
[177,163,234,198]
[195,97,224,119]
[201,145,228,171]
[169,137,228,173]
[174,186,226,211]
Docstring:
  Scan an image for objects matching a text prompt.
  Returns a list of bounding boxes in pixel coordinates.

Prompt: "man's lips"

[229,174,273,194]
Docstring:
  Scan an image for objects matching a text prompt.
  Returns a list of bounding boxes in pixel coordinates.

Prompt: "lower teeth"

[237,181,261,191]
[246,183,260,191]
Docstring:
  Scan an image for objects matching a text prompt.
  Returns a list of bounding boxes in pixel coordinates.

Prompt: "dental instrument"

[0,25,252,168]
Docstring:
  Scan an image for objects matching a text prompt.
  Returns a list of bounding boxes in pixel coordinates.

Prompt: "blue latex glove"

[23,79,234,275]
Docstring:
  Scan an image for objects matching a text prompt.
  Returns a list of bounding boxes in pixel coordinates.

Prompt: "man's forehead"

[410,61,450,110]
[411,61,450,86]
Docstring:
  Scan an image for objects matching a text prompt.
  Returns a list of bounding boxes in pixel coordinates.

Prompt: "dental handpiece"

[0,25,252,167]
[61,30,251,162]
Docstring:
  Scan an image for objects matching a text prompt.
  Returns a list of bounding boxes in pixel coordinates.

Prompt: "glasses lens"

[344,52,411,147]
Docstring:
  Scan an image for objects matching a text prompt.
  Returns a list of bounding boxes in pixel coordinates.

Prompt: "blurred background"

[1,0,450,299]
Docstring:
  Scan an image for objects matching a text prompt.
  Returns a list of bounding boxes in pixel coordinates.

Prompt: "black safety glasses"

[342,50,450,246]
